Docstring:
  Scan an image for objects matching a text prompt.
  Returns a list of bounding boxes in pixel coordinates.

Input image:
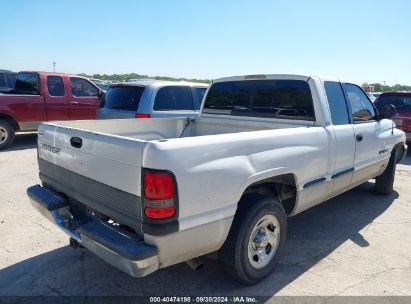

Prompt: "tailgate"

[37,122,146,232]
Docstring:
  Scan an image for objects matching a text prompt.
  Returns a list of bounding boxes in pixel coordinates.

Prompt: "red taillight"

[135,113,151,118]
[401,121,411,131]
[396,118,411,132]
[144,173,174,200]
[144,207,175,219]
[401,120,411,131]
[144,171,176,220]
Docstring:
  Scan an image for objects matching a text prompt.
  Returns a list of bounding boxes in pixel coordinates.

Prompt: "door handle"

[356,134,363,142]
[70,101,79,105]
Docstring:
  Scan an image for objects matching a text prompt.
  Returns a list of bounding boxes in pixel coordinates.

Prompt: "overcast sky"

[1,0,410,85]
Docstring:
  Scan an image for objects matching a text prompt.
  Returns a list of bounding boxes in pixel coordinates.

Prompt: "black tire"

[218,194,287,285]
[375,149,397,195]
[0,119,15,150]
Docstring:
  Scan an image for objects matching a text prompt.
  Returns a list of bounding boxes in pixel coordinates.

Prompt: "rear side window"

[0,73,6,87]
[343,84,376,122]
[14,72,39,94]
[375,95,411,110]
[70,77,99,97]
[192,87,207,110]
[154,86,195,111]
[47,76,65,97]
[102,86,145,111]
[203,80,315,120]
[324,81,350,125]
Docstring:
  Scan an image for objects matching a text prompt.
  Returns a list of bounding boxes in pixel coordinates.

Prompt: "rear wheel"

[375,149,397,195]
[0,119,15,150]
[218,194,287,284]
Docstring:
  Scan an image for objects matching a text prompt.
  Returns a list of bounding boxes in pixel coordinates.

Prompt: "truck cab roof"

[18,71,89,79]
[213,74,342,83]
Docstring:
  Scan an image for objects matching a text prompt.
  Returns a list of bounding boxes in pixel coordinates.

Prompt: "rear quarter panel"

[143,126,329,231]
[0,94,46,129]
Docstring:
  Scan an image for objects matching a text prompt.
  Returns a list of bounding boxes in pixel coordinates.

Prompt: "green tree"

[362,82,411,92]
[78,73,210,84]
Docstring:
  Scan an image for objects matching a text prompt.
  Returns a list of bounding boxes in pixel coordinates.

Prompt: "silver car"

[96,80,208,119]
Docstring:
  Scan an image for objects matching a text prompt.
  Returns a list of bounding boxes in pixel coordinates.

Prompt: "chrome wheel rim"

[0,126,8,144]
[247,214,280,269]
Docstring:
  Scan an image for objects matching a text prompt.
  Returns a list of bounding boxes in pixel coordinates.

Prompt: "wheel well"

[394,142,406,163]
[242,173,297,215]
[0,114,19,131]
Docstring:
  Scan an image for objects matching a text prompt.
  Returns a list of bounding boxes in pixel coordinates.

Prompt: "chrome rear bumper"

[27,185,159,277]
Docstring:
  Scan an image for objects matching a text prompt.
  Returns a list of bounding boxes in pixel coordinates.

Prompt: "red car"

[374,92,411,143]
[0,71,103,149]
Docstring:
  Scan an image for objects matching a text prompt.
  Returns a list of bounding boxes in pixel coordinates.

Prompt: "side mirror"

[377,104,396,120]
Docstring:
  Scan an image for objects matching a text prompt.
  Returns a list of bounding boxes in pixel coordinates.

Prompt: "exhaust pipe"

[185,258,204,271]
[204,251,218,260]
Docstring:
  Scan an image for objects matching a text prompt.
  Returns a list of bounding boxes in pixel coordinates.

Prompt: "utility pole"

[53,62,56,72]
[382,81,386,86]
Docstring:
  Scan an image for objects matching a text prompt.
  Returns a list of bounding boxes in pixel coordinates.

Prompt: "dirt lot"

[0,133,410,298]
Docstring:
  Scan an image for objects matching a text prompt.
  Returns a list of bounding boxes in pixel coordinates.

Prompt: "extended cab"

[28,74,407,284]
[0,71,103,149]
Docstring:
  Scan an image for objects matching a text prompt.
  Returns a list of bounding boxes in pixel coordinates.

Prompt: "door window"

[47,76,65,97]
[154,86,195,111]
[324,81,350,125]
[70,77,99,97]
[343,84,376,123]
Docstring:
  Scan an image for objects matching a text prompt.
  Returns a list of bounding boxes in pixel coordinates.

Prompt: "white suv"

[96,80,208,119]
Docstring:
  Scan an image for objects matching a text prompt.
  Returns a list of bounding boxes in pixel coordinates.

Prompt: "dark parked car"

[374,92,411,142]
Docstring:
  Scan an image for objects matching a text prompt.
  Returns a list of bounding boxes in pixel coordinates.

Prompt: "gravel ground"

[0,133,410,299]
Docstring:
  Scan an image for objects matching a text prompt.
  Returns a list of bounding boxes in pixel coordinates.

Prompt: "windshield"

[100,86,145,111]
[92,80,110,91]
[375,95,411,110]
[96,83,110,91]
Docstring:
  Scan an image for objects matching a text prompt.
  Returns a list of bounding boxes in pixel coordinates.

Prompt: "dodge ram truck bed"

[28,74,407,284]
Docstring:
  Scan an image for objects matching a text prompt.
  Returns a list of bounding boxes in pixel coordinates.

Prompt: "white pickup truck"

[28,74,407,284]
